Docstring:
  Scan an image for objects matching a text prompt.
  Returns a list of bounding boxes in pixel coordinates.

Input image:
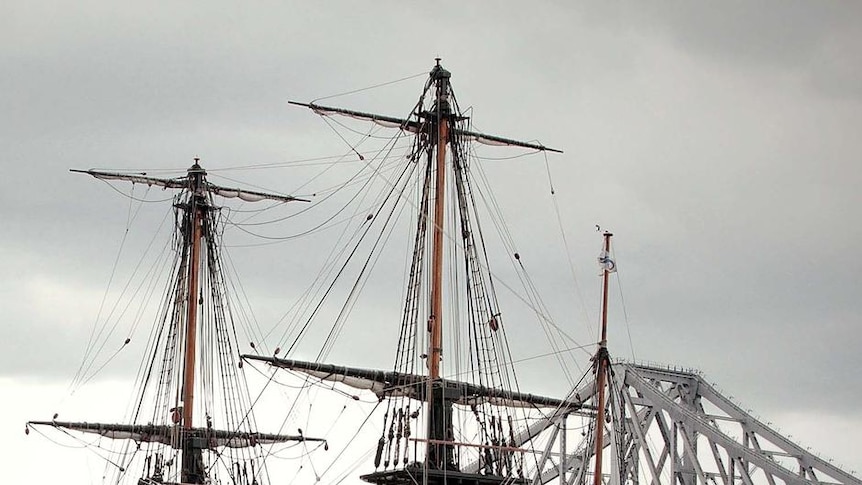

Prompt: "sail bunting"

[28,421,322,448]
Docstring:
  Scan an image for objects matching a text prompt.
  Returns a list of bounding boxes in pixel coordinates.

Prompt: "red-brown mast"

[182,160,205,430]
[428,73,448,381]
[425,58,453,471]
[593,231,613,485]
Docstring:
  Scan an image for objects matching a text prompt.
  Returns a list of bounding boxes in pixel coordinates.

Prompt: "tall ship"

[245,58,571,485]
[27,60,862,485]
[27,161,326,484]
[242,60,862,485]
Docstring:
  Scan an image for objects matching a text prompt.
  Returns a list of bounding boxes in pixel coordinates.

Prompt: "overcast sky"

[2,1,861,482]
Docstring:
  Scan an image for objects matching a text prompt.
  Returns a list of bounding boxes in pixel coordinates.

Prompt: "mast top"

[430,59,451,81]
[189,158,205,176]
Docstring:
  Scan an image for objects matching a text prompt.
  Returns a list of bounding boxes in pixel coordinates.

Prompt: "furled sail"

[28,420,324,449]
[289,101,563,153]
[243,356,582,410]
[70,169,308,203]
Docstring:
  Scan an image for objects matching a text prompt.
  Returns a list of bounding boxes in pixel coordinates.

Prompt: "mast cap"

[430,59,451,80]
[188,158,206,175]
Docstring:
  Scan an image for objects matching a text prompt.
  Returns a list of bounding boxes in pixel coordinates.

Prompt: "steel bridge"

[497,363,859,485]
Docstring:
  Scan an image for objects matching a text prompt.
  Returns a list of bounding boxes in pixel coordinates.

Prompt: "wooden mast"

[593,232,612,485]
[182,160,206,483]
[183,160,205,428]
[429,59,448,381]
[426,58,452,471]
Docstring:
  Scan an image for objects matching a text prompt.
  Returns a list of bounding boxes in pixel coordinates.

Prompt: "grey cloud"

[3,0,862,477]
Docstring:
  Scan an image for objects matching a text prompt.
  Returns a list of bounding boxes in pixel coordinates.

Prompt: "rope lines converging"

[35,66,601,485]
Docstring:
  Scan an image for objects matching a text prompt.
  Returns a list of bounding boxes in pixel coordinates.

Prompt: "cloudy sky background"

[2,1,861,482]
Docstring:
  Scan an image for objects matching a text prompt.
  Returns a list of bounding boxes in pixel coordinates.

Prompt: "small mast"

[593,231,613,485]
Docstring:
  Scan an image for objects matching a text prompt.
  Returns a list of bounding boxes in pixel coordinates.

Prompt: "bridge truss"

[510,363,860,485]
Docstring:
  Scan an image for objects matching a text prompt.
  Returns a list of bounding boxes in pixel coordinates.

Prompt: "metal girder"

[519,363,860,485]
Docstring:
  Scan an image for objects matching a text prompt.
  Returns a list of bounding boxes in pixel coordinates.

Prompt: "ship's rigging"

[245,59,571,485]
[28,161,324,485]
[23,60,861,485]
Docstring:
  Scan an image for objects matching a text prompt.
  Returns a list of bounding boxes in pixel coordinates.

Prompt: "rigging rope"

[543,151,595,342]
[464,138,588,385]
[71,187,175,393]
[310,71,427,104]
[610,243,637,362]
